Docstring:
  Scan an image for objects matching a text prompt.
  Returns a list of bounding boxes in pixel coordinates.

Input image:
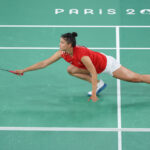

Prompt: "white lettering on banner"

[126,9,136,15]
[99,9,103,15]
[140,9,150,15]
[55,9,64,14]
[84,9,94,15]
[69,9,79,14]
[54,8,150,15]
[108,9,116,15]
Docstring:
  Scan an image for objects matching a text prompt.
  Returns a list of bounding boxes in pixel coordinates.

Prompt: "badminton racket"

[0,68,24,76]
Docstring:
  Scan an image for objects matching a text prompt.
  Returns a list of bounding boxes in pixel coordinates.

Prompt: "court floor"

[0,26,150,150]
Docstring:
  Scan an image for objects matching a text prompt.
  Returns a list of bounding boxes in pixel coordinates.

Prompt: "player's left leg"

[113,66,150,84]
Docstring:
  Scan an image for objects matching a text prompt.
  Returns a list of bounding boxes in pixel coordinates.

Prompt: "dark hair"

[61,32,78,47]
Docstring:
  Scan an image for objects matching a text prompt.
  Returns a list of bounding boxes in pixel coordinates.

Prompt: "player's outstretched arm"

[14,50,62,75]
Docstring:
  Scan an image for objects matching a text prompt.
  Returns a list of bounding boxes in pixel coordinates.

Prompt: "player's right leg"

[67,65,92,83]
[67,65,106,96]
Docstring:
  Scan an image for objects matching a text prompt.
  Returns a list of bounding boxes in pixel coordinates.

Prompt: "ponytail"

[61,32,78,47]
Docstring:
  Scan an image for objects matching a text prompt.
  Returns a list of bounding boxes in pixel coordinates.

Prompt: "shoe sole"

[88,83,107,96]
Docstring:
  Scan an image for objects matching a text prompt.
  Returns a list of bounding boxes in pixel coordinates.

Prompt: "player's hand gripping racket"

[0,68,24,76]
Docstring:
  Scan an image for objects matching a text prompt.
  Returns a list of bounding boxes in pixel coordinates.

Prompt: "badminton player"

[14,32,150,102]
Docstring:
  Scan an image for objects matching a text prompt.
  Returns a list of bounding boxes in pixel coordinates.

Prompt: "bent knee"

[67,65,90,75]
[67,66,75,75]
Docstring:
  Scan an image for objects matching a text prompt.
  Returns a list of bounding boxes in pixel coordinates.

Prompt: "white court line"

[0,25,150,28]
[116,27,122,150]
[0,127,150,132]
[119,48,150,50]
[0,47,116,50]
[0,47,150,50]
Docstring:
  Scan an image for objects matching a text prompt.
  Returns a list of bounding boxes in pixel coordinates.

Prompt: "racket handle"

[9,71,24,76]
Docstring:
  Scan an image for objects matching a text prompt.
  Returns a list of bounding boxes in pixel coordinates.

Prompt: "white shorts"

[102,55,121,76]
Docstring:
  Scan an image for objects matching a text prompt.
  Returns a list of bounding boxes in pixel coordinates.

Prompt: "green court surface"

[0,0,150,150]
[0,28,116,47]
[120,28,150,47]
[122,132,150,150]
[0,49,117,127]
[121,50,150,128]
[0,131,118,150]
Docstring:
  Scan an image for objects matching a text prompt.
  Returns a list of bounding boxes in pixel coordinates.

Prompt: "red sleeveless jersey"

[61,46,107,74]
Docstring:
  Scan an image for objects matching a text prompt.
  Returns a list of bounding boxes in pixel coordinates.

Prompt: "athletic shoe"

[88,79,107,96]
